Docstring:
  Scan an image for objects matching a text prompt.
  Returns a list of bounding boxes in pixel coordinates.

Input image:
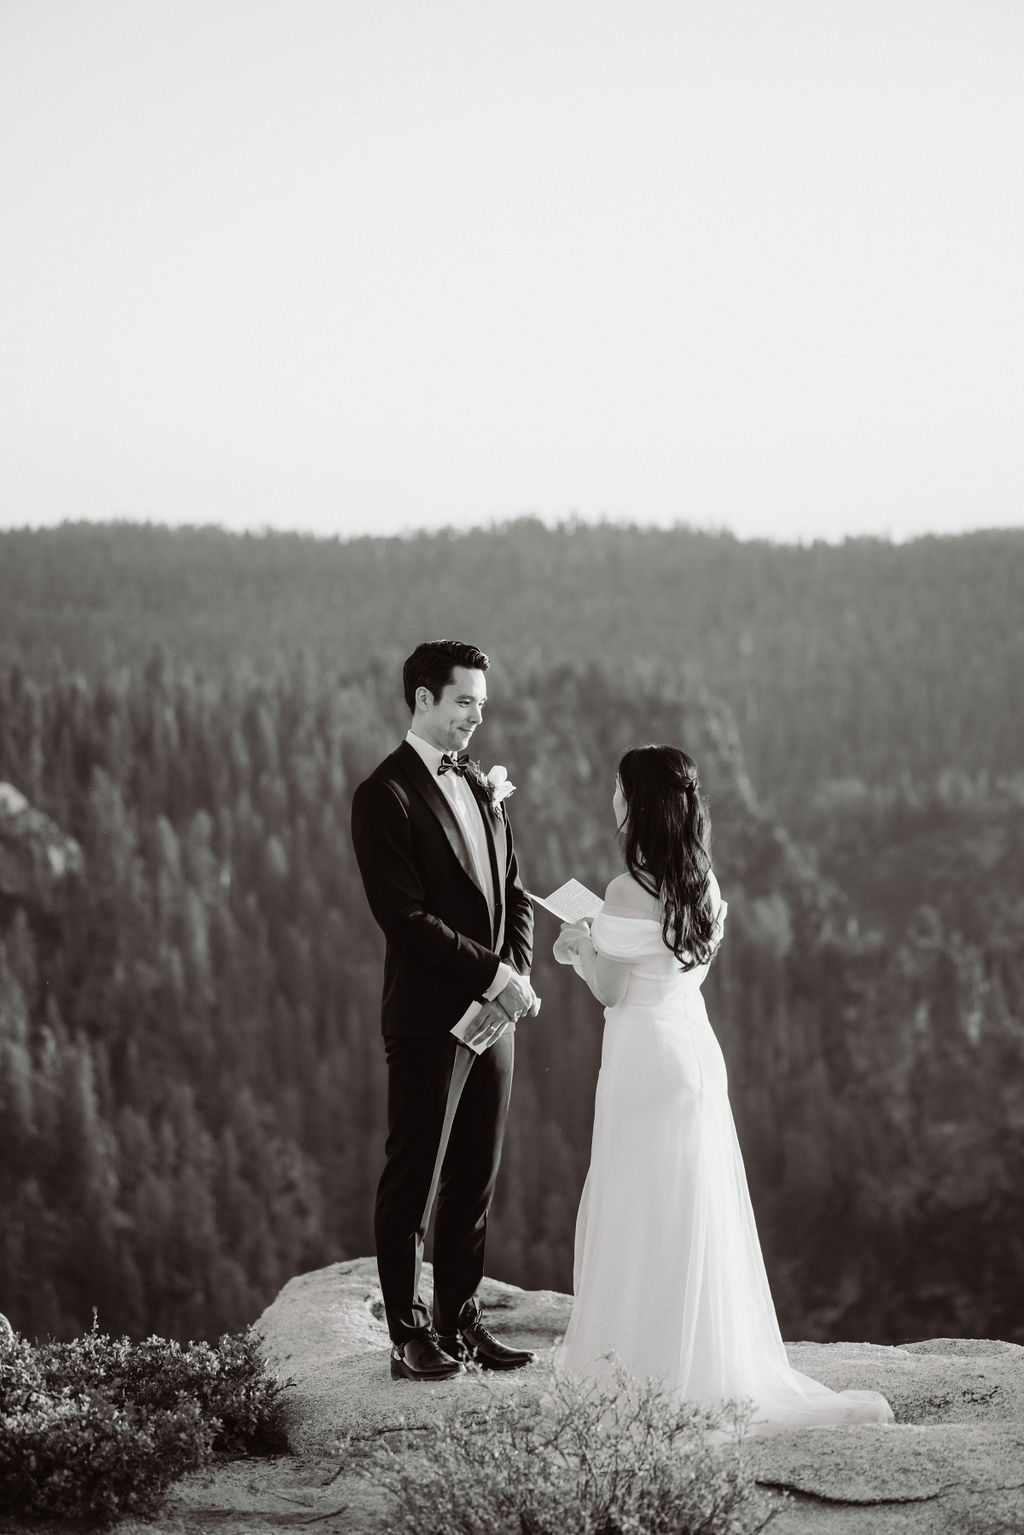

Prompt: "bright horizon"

[2,1,1022,546]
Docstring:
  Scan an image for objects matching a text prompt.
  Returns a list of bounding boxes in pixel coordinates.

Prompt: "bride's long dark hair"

[617,744,717,970]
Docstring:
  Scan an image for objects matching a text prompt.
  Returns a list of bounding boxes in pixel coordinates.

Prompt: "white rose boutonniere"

[466,761,516,812]
[484,764,515,807]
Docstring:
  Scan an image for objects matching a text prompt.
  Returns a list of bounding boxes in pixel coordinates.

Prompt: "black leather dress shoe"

[390,1331,465,1382]
[438,1318,535,1371]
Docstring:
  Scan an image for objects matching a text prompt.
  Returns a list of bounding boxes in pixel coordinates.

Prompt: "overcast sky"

[2,0,1022,544]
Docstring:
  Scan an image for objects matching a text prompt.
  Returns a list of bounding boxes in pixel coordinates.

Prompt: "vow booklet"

[529,878,603,923]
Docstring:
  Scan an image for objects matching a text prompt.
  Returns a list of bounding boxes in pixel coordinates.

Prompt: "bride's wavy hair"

[617,744,717,970]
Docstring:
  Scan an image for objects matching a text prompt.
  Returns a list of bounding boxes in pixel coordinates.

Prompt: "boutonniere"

[465,761,516,811]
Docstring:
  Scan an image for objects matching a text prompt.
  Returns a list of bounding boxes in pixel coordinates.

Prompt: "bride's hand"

[553,919,591,965]
[552,930,576,964]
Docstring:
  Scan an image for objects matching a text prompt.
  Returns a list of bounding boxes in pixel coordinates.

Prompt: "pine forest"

[0,519,1021,1349]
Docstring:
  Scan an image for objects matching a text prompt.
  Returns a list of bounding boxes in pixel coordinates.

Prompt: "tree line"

[1,518,1021,833]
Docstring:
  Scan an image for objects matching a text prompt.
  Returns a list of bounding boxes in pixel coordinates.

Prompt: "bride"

[553,744,893,1435]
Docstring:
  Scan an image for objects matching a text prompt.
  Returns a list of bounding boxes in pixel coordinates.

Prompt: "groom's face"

[416,666,487,755]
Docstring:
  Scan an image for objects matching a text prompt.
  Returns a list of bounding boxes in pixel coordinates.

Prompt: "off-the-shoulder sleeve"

[592,873,729,962]
[591,910,665,960]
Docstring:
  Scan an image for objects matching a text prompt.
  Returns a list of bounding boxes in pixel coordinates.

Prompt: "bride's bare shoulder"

[602,871,660,918]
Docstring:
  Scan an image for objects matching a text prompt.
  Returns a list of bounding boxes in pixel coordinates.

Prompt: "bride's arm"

[553,882,634,1006]
[568,928,632,1006]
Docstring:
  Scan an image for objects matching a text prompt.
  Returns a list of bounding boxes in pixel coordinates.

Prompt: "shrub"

[358,1362,775,1535]
[33,1326,290,1454]
[0,1324,287,1527]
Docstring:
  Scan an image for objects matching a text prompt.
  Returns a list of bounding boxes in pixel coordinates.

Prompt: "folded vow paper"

[450,1000,495,1055]
[529,878,603,923]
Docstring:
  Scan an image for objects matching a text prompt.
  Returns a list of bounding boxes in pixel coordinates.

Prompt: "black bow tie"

[437,753,468,777]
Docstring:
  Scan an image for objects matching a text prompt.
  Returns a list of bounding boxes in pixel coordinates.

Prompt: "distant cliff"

[0,781,83,920]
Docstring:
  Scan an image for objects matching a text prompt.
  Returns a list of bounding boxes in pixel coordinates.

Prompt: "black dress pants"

[374,1029,515,1343]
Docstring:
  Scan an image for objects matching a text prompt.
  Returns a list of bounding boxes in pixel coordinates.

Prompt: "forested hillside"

[0,520,1021,1348]
[1,519,1020,829]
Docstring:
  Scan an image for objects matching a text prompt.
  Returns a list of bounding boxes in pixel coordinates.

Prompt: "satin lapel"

[467,776,507,945]
[394,742,483,897]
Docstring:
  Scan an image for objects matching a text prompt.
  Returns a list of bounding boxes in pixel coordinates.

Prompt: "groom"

[351,640,538,1381]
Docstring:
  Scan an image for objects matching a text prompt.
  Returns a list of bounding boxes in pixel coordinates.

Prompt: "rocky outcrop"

[254,1257,568,1447]
[749,1338,1024,1532]
[0,782,84,915]
[254,1258,1024,1534]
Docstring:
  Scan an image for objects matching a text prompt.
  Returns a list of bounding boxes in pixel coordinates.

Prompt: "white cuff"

[483,961,513,1000]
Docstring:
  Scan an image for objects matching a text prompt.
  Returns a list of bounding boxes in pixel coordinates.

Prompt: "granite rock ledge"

[254,1257,1024,1534]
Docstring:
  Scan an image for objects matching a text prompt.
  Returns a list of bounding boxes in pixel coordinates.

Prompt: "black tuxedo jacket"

[351,741,534,1037]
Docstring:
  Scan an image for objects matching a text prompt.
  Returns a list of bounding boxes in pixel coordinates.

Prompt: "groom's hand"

[464,999,516,1049]
[521,977,542,1017]
[494,972,534,1021]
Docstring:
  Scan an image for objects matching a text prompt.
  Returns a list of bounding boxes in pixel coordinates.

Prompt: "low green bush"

[359,1362,775,1535]
[0,1324,287,1527]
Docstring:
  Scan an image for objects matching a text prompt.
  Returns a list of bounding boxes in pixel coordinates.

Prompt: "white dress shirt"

[405,731,511,999]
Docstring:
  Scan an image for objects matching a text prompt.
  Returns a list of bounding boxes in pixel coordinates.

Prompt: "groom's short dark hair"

[403,640,489,711]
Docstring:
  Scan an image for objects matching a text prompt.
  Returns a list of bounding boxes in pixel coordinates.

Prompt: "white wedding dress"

[556,876,893,1435]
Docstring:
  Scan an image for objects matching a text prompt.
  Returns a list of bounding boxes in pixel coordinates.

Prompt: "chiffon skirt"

[555,984,893,1435]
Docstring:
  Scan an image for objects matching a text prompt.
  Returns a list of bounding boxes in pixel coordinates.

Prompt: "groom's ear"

[414,684,433,713]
